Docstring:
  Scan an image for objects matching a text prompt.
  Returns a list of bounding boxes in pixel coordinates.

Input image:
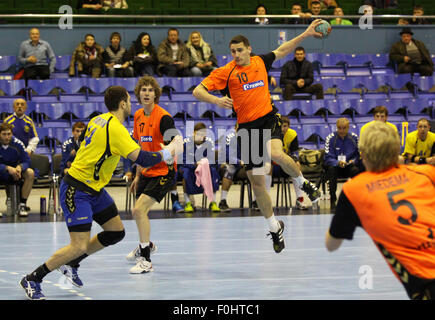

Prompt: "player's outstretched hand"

[216,96,233,109]
[305,19,324,38]
[162,135,184,158]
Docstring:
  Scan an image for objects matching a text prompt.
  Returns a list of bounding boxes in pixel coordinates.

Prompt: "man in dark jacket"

[157,28,191,77]
[389,27,433,76]
[324,118,360,210]
[280,46,323,100]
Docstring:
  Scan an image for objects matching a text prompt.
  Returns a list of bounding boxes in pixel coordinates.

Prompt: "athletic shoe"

[251,200,260,211]
[18,204,28,217]
[129,257,154,274]
[301,180,321,203]
[126,242,158,263]
[268,220,285,253]
[0,212,3,218]
[218,199,231,212]
[172,201,184,213]
[20,277,45,300]
[295,198,308,210]
[209,201,220,212]
[184,202,194,213]
[57,265,83,288]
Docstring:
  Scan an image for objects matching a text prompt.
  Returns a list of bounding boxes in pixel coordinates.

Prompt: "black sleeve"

[258,52,276,72]
[160,115,176,143]
[289,137,299,154]
[329,191,362,240]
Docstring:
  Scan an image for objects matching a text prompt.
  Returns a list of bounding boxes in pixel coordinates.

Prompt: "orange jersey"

[201,55,273,124]
[343,164,435,280]
[133,105,175,177]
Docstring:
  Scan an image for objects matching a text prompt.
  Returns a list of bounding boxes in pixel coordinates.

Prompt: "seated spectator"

[77,0,103,10]
[60,122,86,177]
[18,28,56,80]
[410,6,430,25]
[102,0,128,10]
[102,32,134,78]
[157,28,191,77]
[281,116,308,209]
[403,118,435,165]
[182,122,220,213]
[0,122,34,217]
[288,3,310,24]
[324,118,360,210]
[308,0,337,11]
[186,31,218,77]
[397,18,409,26]
[3,99,39,156]
[363,0,398,9]
[308,1,322,16]
[359,105,398,137]
[389,27,434,77]
[128,32,158,76]
[330,7,353,25]
[280,46,324,100]
[253,4,270,25]
[69,34,104,78]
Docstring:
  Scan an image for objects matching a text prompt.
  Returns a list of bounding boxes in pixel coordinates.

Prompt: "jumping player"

[193,20,324,253]
[20,86,183,300]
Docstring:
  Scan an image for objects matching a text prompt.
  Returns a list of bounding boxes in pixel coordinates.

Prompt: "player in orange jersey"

[126,76,181,274]
[326,121,435,300]
[193,20,324,253]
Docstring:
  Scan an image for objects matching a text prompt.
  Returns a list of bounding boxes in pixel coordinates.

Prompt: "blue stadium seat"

[54,55,71,72]
[216,55,229,67]
[0,55,17,72]
[302,124,331,144]
[159,101,181,116]
[413,75,435,91]
[0,79,26,96]
[28,79,57,95]
[213,118,237,140]
[114,78,138,92]
[35,102,67,119]
[56,78,86,94]
[86,78,116,93]
[366,53,389,67]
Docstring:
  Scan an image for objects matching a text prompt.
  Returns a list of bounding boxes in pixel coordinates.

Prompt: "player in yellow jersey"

[20,86,183,300]
[403,118,435,165]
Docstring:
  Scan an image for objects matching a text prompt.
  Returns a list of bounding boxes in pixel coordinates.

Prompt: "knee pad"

[97,229,125,247]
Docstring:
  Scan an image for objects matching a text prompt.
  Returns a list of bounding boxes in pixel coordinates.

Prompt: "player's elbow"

[192,85,202,99]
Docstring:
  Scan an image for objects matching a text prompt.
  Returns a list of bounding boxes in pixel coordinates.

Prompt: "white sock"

[140,242,150,249]
[294,174,306,188]
[184,193,190,204]
[171,190,178,196]
[221,190,228,201]
[292,178,304,198]
[267,215,280,233]
[265,174,272,193]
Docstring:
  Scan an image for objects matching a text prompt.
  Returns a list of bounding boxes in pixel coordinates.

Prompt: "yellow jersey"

[67,113,139,192]
[360,120,398,137]
[403,130,435,158]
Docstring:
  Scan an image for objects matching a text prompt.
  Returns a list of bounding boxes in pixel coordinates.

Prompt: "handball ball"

[315,20,332,38]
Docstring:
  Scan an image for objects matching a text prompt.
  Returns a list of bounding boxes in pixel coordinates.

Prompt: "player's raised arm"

[193,84,233,109]
[273,19,324,61]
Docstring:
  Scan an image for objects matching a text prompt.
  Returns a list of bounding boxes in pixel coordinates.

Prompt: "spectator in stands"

[186,31,218,77]
[217,125,243,212]
[308,1,323,15]
[288,3,310,24]
[18,28,56,80]
[397,18,409,26]
[330,7,353,25]
[4,99,39,156]
[0,122,34,217]
[157,28,191,77]
[410,6,430,25]
[253,4,270,25]
[389,27,434,77]
[128,32,158,77]
[403,118,435,165]
[280,116,308,209]
[359,106,398,137]
[362,0,398,9]
[102,32,134,78]
[324,118,360,210]
[308,0,337,11]
[60,122,86,177]
[77,0,103,10]
[102,0,128,10]
[182,122,220,213]
[280,46,324,100]
[69,34,104,78]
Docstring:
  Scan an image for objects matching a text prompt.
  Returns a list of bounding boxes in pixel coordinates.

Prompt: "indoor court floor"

[0,185,408,300]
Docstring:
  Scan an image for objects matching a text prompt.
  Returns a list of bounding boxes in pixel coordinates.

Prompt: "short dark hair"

[110,32,121,42]
[292,3,302,8]
[168,28,179,35]
[85,33,95,40]
[373,105,388,116]
[104,86,128,112]
[229,35,250,48]
[417,118,430,126]
[72,121,86,131]
[281,116,290,125]
[413,5,424,12]
[0,122,13,133]
[256,4,267,12]
[295,46,305,53]
[311,1,321,6]
[194,122,207,132]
